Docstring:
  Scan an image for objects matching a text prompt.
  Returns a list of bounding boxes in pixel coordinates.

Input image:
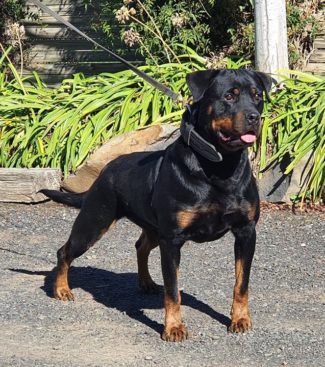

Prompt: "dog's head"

[186,69,274,152]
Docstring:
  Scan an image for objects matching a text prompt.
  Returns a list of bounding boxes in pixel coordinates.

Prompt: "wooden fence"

[22,0,141,85]
[305,22,325,75]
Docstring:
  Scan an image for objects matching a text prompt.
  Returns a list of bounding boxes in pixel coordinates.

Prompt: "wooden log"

[0,168,61,203]
[62,125,179,193]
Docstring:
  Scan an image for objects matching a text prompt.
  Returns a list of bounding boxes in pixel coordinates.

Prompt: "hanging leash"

[30,0,182,103]
[31,0,225,162]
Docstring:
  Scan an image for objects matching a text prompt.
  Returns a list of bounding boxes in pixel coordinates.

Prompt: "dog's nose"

[246,113,260,125]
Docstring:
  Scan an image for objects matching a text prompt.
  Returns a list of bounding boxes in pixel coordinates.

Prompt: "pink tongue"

[240,133,256,144]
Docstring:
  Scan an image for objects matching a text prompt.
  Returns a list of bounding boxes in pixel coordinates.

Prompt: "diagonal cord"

[31,0,181,102]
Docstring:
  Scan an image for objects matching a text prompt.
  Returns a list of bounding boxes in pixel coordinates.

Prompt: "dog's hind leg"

[135,230,159,293]
[54,189,117,301]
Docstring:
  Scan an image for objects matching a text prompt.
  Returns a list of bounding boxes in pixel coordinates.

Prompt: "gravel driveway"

[0,202,324,367]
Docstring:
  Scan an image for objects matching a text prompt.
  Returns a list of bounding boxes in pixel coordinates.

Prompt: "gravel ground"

[0,202,324,367]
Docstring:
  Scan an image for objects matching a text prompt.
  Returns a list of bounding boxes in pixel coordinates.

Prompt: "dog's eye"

[254,92,262,101]
[224,93,234,102]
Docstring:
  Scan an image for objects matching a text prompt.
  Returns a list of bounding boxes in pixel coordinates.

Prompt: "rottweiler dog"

[41,69,273,342]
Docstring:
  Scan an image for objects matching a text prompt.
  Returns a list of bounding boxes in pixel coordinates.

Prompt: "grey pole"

[255,0,289,79]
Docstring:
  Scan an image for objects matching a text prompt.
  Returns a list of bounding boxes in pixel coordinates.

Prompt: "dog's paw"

[161,324,189,342]
[228,316,252,333]
[54,286,75,301]
[139,279,161,294]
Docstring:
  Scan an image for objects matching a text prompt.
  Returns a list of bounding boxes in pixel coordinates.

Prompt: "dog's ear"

[186,70,220,102]
[255,72,277,101]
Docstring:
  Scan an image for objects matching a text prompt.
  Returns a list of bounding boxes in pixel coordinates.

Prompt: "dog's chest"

[176,200,249,242]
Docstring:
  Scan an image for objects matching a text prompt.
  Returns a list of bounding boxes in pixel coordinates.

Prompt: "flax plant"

[0,46,208,176]
[1,45,323,203]
[259,70,324,203]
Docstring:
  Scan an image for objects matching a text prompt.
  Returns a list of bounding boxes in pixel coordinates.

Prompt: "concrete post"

[255,0,289,77]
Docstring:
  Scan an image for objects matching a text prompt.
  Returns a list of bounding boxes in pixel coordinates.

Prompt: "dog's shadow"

[10,266,231,334]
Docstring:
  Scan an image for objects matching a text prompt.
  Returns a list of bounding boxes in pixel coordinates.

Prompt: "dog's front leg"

[229,223,256,333]
[159,238,188,342]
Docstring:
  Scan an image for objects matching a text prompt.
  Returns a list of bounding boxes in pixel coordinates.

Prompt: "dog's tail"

[39,189,85,208]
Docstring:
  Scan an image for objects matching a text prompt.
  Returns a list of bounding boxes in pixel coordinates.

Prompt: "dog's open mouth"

[218,131,257,146]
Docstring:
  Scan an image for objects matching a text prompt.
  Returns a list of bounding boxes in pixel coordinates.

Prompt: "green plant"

[0,46,249,176]
[87,0,211,65]
[85,0,322,69]
[258,70,324,204]
[0,46,196,175]
[0,1,36,74]
[286,0,322,68]
[0,0,26,31]
[0,0,27,52]
[209,0,253,58]
[1,43,323,203]
[223,0,322,68]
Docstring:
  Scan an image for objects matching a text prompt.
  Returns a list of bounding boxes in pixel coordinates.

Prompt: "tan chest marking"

[176,205,219,229]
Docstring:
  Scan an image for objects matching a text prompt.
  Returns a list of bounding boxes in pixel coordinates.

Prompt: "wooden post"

[255,0,289,78]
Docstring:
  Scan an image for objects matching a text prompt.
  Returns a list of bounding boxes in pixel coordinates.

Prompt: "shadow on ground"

[10,267,231,335]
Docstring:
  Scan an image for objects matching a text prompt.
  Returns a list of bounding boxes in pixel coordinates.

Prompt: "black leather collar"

[180,105,223,162]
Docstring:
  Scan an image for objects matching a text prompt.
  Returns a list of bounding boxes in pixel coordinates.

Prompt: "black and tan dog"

[41,69,273,342]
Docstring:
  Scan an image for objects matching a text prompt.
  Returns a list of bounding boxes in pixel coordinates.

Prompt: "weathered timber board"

[0,168,61,203]
[304,62,325,75]
[309,52,325,62]
[25,49,137,63]
[315,40,325,49]
[21,0,138,85]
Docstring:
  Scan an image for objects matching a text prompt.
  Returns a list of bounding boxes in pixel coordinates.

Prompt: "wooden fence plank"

[22,15,112,25]
[26,4,89,16]
[24,25,100,38]
[27,39,109,48]
[22,0,139,85]
[26,49,137,63]
[26,0,91,5]
[310,52,325,62]
[314,39,325,49]
[304,62,325,75]
[24,61,142,75]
